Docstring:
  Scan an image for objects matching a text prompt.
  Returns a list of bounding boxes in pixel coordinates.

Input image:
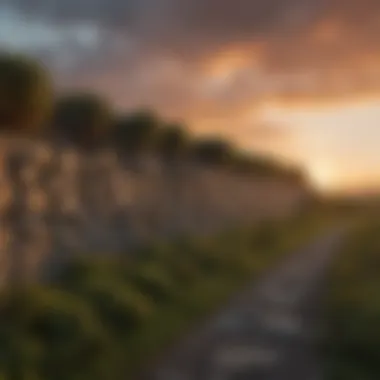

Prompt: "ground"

[139,229,344,380]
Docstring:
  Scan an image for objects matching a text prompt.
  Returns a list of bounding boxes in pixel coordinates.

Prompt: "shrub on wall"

[189,138,235,167]
[53,93,111,149]
[112,109,160,156]
[155,123,189,163]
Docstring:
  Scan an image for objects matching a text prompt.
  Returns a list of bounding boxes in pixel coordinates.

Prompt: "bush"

[53,93,111,148]
[56,256,159,334]
[129,263,176,303]
[155,124,188,163]
[57,257,120,289]
[0,53,52,133]
[0,287,110,380]
[77,277,153,336]
[166,255,200,285]
[112,110,160,156]
[180,239,225,275]
[0,330,43,379]
[137,241,203,285]
[189,138,234,167]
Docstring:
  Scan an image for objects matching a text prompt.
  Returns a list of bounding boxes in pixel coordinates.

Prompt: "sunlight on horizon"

[259,98,380,193]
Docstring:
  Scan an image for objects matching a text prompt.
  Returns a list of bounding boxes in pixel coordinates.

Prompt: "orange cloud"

[201,43,263,81]
[311,19,343,45]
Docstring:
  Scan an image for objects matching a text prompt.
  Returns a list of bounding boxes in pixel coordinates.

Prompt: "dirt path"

[140,228,345,380]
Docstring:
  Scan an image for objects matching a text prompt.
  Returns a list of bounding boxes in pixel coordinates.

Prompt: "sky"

[1,0,380,193]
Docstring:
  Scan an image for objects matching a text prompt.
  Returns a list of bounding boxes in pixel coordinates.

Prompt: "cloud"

[4,0,380,84]
[3,0,380,152]
[1,0,321,66]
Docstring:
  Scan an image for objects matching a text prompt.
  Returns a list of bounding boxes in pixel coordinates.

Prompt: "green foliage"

[0,214,323,379]
[0,287,110,380]
[112,109,160,155]
[53,93,111,148]
[155,123,189,162]
[76,277,153,336]
[129,263,176,303]
[0,52,308,185]
[57,258,153,335]
[230,153,259,175]
[231,153,275,175]
[230,151,307,184]
[190,137,234,166]
[57,257,119,288]
[327,219,380,378]
[0,53,52,133]
[281,167,307,185]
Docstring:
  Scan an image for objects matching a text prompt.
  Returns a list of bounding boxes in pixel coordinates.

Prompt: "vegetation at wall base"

[0,212,334,380]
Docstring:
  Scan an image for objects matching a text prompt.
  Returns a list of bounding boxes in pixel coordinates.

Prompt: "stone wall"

[0,137,310,285]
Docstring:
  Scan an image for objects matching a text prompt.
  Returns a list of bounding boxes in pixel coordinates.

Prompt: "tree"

[155,123,189,163]
[0,53,52,134]
[230,153,259,175]
[189,137,234,167]
[282,167,307,185]
[232,154,285,178]
[53,93,111,149]
[112,109,160,156]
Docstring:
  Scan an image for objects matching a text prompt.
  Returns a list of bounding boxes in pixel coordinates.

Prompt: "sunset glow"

[258,98,380,193]
[3,0,380,195]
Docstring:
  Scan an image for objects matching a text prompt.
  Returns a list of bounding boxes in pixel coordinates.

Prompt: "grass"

[325,216,380,379]
[123,211,337,376]
[0,211,337,380]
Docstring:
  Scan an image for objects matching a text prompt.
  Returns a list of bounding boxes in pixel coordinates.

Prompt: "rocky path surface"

[141,228,345,380]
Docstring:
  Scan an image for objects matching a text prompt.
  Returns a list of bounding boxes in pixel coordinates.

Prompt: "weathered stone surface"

[0,138,310,284]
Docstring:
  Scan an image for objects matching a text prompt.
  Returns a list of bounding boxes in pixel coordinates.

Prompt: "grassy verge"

[126,212,336,373]
[0,212,334,380]
[325,216,380,379]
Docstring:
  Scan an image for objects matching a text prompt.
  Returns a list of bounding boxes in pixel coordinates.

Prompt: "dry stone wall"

[0,137,310,285]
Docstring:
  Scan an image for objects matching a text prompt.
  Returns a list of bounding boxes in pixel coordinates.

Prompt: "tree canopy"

[155,123,189,162]
[0,53,52,134]
[112,110,160,155]
[0,52,308,186]
[53,93,111,148]
[189,138,234,167]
